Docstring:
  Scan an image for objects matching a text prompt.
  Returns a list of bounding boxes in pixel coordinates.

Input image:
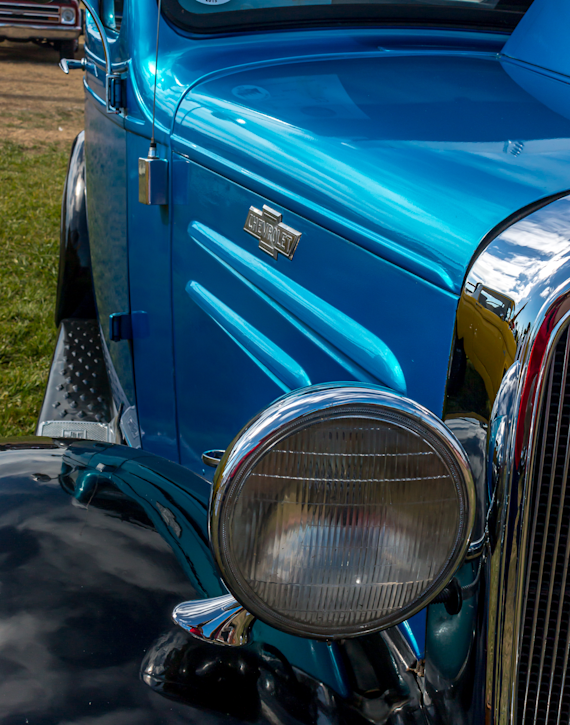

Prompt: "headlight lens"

[61,8,76,23]
[211,385,475,639]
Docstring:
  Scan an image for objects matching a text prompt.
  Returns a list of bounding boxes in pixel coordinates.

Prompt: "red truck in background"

[0,0,81,59]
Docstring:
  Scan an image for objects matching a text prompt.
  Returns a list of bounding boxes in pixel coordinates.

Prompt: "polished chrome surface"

[465,532,487,560]
[444,192,570,724]
[138,156,168,205]
[172,594,256,647]
[59,57,92,74]
[516,324,570,724]
[201,449,225,468]
[244,205,302,261]
[211,383,475,640]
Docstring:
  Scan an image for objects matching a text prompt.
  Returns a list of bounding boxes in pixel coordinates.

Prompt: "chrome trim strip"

[546,428,570,723]
[520,360,554,721]
[557,613,570,725]
[529,331,570,724]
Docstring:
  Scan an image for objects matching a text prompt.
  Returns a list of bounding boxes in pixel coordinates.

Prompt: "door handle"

[59,58,94,74]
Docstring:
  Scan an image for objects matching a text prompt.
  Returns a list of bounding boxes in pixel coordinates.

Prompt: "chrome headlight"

[210,384,475,640]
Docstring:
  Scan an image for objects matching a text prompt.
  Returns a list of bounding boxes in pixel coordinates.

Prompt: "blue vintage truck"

[3,0,570,722]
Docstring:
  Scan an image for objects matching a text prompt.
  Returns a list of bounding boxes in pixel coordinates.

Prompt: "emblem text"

[244,205,302,260]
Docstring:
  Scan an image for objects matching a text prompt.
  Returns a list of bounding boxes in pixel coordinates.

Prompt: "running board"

[36,319,117,442]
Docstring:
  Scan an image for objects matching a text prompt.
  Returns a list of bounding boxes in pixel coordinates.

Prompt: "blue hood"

[172,49,570,293]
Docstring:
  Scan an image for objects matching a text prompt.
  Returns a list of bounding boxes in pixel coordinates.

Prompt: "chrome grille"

[518,326,570,724]
[0,3,61,23]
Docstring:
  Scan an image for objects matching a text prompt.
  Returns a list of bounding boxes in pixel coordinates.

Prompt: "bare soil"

[0,40,84,147]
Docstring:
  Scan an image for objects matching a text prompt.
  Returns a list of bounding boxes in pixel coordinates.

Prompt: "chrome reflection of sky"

[468,198,570,312]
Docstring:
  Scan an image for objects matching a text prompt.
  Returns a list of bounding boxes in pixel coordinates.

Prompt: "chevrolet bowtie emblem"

[244,205,301,261]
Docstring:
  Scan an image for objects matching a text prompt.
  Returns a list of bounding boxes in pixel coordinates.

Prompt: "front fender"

[0,438,215,723]
[0,438,427,725]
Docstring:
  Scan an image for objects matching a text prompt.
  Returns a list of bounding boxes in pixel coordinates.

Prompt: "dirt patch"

[0,41,84,147]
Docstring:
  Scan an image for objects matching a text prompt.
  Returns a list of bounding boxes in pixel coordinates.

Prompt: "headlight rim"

[60,7,76,23]
[210,383,476,640]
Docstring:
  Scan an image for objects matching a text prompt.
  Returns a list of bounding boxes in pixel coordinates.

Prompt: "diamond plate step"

[36,319,116,442]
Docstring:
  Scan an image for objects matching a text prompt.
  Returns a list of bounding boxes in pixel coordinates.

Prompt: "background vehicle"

[0,0,82,59]
[3,0,570,722]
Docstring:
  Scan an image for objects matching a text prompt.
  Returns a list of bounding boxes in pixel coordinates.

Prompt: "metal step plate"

[36,319,116,442]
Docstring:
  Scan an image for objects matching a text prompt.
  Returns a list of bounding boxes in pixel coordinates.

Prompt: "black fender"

[0,438,427,725]
[0,439,341,724]
[55,131,97,325]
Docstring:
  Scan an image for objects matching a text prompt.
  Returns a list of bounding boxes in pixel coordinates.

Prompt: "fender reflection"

[0,437,428,723]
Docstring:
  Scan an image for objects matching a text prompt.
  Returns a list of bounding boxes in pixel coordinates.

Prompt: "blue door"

[83,5,135,415]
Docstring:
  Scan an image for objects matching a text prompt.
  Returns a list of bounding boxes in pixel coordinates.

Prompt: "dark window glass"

[162,0,534,35]
[101,0,124,31]
[115,0,124,30]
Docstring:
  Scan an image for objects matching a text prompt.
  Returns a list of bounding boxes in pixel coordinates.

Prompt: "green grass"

[0,142,68,436]
[5,107,83,130]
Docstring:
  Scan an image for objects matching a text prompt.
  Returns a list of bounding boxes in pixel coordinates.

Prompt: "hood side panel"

[171,159,457,471]
[173,52,570,293]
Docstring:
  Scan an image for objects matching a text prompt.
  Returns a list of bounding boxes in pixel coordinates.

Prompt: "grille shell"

[517,326,570,724]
